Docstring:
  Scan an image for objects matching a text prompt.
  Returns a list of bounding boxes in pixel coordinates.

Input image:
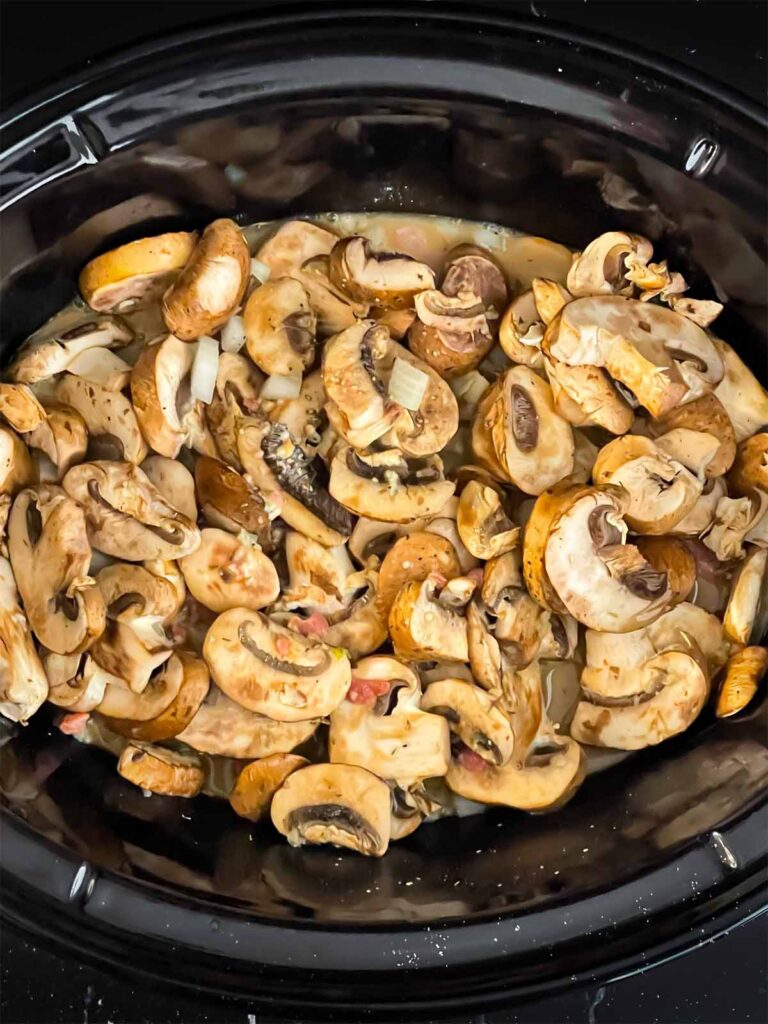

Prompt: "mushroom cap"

[140,455,198,522]
[592,435,702,534]
[329,445,455,524]
[203,608,351,721]
[328,235,435,309]
[298,254,369,336]
[441,243,508,312]
[0,557,48,722]
[715,646,768,718]
[179,528,280,612]
[7,316,133,385]
[379,341,459,457]
[163,219,250,341]
[650,393,737,479]
[388,576,469,663]
[64,460,200,561]
[321,321,393,442]
[457,480,520,559]
[728,432,768,496]
[117,742,204,797]
[79,231,198,312]
[0,384,46,433]
[723,546,767,644]
[422,678,515,767]
[713,340,768,443]
[244,276,316,376]
[566,231,653,298]
[377,531,462,613]
[255,220,338,278]
[0,426,36,496]
[177,687,319,758]
[498,291,545,368]
[408,289,493,378]
[270,762,392,856]
[96,561,185,623]
[194,454,269,540]
[130,335,195,458]
[103,652,210,741]
[56,374,148,464]
[8,487,106,655]
[471,366,574,494]
[229,753,309,821]
[25,403,88,480]
[543,488,672,631]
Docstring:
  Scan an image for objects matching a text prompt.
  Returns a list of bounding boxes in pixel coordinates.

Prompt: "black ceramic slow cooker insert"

[0,7,766,1018]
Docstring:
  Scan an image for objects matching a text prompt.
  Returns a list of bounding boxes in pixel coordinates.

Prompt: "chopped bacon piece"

[289,612,330,638]
[457,745,489,773]
[347,677,391,705]
[58,713,90,735]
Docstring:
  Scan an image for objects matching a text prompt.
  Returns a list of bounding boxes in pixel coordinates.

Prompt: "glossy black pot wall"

[1,8,766,1018]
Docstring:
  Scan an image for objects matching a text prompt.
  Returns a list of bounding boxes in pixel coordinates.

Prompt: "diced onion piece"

[220,314,246,354]
[190,335,220,404]
[224,163,248,185]
[388,357,428,411]
[260,373,302,401]
[237,528,262,551]
[250,258,271,283]
[66,348,131,386]
[449,370,490,421]
[127,614,170,650]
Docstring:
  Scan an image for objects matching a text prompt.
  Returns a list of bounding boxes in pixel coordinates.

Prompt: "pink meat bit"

[58,712,90,735]
[274,635,291,657]
[347,677,391,705]
[289,612,330,638]
[457,745,489,773]
[466,567,485,585]
[428,571,448,589]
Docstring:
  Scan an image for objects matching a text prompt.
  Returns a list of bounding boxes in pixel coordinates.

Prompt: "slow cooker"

[1,6,766,1018]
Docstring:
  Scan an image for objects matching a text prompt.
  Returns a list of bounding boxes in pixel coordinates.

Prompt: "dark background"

[1,2,766,1022]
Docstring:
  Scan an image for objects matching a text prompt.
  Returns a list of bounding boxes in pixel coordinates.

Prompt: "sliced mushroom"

[45,653,108,712]
[117,742,204,797]
[25,403,88,480]
[130,335,195,457]
[645,602,729,675]
[0,426,35,495]
[238,420,353,545]
[205,352,264,467]
[668,296,723,327]
[592,435,702,534]
[498,291,545,368]
[179,528,279,612]
[271,762,391,856]
[328,235,435,309]
[321,571,389,660]
[229,754,309,821]
[671,476,728,537]
[0,557,48,722]
[423,497,479,574]
[422,678,514,768]
[203,608,351,721]
[244,277,316,377]
[713,340,768,442]
[163,219,250,341]
[377,531,462,614]
[9,487,105,655]
[715,646,768,718]
[255,219,338,278]
[649,393,737,479]
[56,374,148,464]
[140,455,197,521]
[7,317,133,385]
[531,278,571,325]
[267,368,325,456]
[329,445,455,524]
[101,651,210,742]
[408,289,494,377]
[723,546,767,644]
[275,530,356,617]
[702,494,765,561]
[471,365,574,494]
[65,347,132,391]
[379,340,460,457]
[0,384,46,433]
[330,657,450,787]
[522,482,594,613]
[634,536,697,607]
[388,576,468,662]
[90,620,172,693]
[194,454,270,540]
[542,355,634,435]
[298,254,369,336]
[96,560,185,624]
[79,231,198,312]
[566,231,654,297]
[96,651,189,721]
[63,460,201,560]
[728,432,768,497]
[177,687,318,758]
[457,480,520,559]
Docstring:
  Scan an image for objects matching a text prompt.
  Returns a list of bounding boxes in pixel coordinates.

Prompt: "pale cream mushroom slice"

[723,546,768,645]
[271,762,391,857]
[140,455,197,521]
[713,339,768,442]
[328,445,455,524]
[498,290,545,368]
[377,531,462,614]
[7,317,133,385]
[193,454,270,540]
[64,347,132,391]
[715,646,768,718]
[471,365,574,494]
[238,420,353,546]
[177,687,318,758]
[423,497,479,574]
[330,656,449,787]
[229,754,309,821]
[531,278,571,325]
[645,603,729,675]
[388,576,468,663]
[44,652,108,712]
[309,569,388,661]
[298,254,369,336]
[541,351,634,435]
[649,393,737,479]
[89,620,172,693]
[95,650,189,721]
[728,432,768,497]
[542,487,672,631]
[0,426,35,495]
[8,487,105,655]
[130,334,195,458]
[117,742,204,798]
[702,493,765,561]
[101,651,210,742]
[205,352,264,467]
[668,296,723,328]
[407,289,493,378]
[0,557,48,722]
[523,482,596,614]
[56,374,148,463]
[422,678,514,768]
[79,231,198,312]
[566,231,654,297]
[254,219,338,278]
[163,219,250,341]
[592,435,702,534]
[0,384,46,433]
[96,560,185,626]
[244,277,316,378]
[203,608,351,721]
[671,476,728,537]
[457,480,520,559]
[379,341,460,457]
[328,235,435,309]
[179,528,279,612]
[275,529,357,618]
[25,403,88,480]
[266,368,325,457]
[63,460,200,560]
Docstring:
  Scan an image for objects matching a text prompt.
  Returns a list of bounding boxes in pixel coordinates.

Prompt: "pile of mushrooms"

[1,216,765,858]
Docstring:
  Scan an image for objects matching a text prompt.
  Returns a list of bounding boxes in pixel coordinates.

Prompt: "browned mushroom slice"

[648,393,737,479]
[0,384,46,433]
[25,403,88,480]
[118,742,204,797]
[130,335,195,458]
[63,461,200,561]
[728,432,768,496]
[441,244,508,314]
[713,340,768,442]
[193,454,270,539]
[0,426,35,495]
[723,547,767,644]
[328,235,435,309]
[163,219,250,341]
[522,482,595,614]
[408,289,493,377]
[244,277,316,377]
[89,619,172,693]
[203,608,351,721]
[542,354,634,435]
[229,754,309,821]
[634,536,697,607]
[0,557,48,722]
[254,219,338,278]
[377,531,462,613]
[271,762,391,856]
[422,678,514,768]
[298,254,370,336]
[715,646,768,718]
[179,528,279,612]
[56,374,148,464]
[498,291,545,368]
[79,231,198,312]
[389,576,468,663]
[566,231,654,298]
[457,480,520,559]
[7,316,133,385]
[379,341,459,457]
[531,278,571,324]
[96,560,185,625]
[95,650,189,721]
[205,352,264,468]
[8,487,105,655]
